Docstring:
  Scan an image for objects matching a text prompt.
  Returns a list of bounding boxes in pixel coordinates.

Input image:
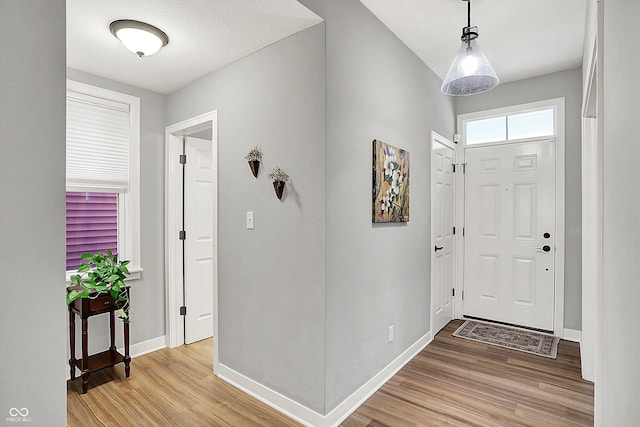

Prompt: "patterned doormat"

[452,320,560,359]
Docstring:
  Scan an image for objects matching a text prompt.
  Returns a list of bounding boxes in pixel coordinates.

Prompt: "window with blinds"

[65,82,137,272]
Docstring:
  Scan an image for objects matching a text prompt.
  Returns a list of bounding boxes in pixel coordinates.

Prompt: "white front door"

[184,136,215,344]
[431,132,455,335]
[464,139,555,331]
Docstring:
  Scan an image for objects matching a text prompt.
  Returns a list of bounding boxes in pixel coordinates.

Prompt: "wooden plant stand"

[68,291,130,393]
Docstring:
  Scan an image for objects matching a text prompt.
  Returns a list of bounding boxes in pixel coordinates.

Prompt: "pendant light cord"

[466,0,472,49]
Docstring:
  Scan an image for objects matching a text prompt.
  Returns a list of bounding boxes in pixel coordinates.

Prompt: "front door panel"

[464,140,555,331]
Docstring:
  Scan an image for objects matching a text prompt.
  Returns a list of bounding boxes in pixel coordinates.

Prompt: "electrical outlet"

[388,325,394,343]
[246,211,254,229]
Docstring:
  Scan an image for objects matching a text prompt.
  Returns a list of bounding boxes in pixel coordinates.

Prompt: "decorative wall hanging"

[372,139,410,222]
[267,166,289,200]
[244,145,263,178]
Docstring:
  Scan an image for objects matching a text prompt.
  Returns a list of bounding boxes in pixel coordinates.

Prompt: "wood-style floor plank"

[68,320,593,426]
[342,320,594,427]
[67,339,300,427]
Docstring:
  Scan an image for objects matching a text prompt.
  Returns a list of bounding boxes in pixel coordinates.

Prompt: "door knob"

[535,245,551,253]
[435,245,444,252]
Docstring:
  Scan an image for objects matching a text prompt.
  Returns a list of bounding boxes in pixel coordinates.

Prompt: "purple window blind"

[66,192,118,271]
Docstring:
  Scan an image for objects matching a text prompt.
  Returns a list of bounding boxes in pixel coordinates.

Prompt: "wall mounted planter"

[273,180,285,200]
[248,160,260,178]
[243,145,263,178]
[267,167,289,200]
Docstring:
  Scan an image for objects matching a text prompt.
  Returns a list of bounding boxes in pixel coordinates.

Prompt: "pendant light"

[110,20,169,58]
[441,0,498,96]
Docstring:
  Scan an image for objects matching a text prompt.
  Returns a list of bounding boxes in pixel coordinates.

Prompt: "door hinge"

[180,306,187,316]
[452,288,455,297]
[463,227,465,237]
[462,290,465,300]
[179,154,187,164]
[453,226,456,235]
[179,230,186,240]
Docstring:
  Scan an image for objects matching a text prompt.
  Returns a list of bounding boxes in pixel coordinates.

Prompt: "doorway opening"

[430,131,456,337]
[454,98,566,336]
[165,111,219,374]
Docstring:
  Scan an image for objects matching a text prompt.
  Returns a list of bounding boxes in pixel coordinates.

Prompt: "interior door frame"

[165,110,219,374]
[454,98,566,336]
[580,20,599,383]
[430,131,457,335]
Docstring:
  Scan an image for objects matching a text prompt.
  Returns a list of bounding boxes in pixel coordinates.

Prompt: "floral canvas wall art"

[372,139,409,223]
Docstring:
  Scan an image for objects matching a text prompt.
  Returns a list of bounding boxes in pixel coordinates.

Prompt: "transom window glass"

[466,116,506,145]
[466,107,555,145]
[507,109,554,140]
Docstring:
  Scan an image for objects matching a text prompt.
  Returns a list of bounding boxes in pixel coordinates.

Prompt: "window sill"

[65,266,144,285]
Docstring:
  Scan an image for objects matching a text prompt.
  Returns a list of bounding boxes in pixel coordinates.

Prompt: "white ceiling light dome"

[110,19,169,58]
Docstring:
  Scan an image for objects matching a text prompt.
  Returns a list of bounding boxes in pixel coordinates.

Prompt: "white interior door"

[185,136,214,344]
[464,139,555,331]
[431,132,455,335]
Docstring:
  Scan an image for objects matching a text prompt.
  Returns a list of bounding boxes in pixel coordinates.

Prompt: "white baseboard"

[218,364,325,426]
[324,330,433,426]
[563,328,582,343]
[119,335,167,358]
[579,340,595,383]
[66,335,166,380]
[218,331,433,427]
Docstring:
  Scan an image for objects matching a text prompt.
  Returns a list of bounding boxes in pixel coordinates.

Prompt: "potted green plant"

[244,145,263,178]
[66,250,131,320]
[267,166,289,200]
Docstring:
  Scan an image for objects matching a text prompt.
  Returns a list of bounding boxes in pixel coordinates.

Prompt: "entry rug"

[452,320,560,359]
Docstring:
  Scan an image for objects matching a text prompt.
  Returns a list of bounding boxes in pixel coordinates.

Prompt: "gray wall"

[300,0,456,413]
[65,69,167,354]
[600,0,640,423]
[166,24,327,413]
[0,0,67,425]
[455,68,583,330]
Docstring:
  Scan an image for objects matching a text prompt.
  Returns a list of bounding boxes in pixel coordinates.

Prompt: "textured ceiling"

[67,0,322,94]
[360,0,588,84]
[68,0,588,94]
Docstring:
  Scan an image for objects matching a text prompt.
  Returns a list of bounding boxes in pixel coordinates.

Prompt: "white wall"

[166,24,327,413]
[599,0,640,423]
[300,0,455,413]
[455,68,583,331]
[0,0,67,425]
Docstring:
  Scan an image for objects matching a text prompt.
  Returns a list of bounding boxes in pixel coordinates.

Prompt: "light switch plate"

[246,211,254,229]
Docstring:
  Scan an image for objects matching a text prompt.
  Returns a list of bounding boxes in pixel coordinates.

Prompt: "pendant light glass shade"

[441,38,498,96]
[441,0,498,96]
[110,20,169,58]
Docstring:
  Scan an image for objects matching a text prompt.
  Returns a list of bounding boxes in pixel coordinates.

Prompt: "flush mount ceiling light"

[110,19,169,58]
[441,0,498,96]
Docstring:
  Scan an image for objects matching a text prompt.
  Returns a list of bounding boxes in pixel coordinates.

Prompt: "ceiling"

[360,0,588,84]
[67,0,322,94]
[67,0,588,95]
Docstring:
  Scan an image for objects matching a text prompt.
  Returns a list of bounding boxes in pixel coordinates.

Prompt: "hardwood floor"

[68,320,593,426]
[67,339,299,426]
[343,320,593,427]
